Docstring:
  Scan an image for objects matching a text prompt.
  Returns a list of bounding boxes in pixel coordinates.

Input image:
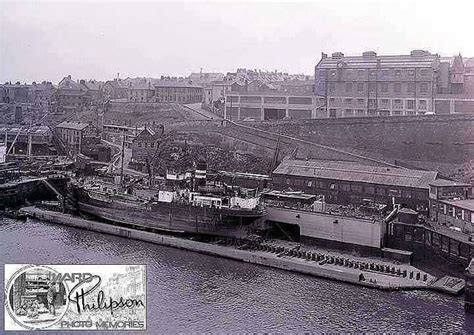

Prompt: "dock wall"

[23,207,410,291]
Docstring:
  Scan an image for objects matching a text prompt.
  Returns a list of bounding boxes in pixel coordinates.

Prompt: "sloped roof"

[273,159,439,189]
[441,199,474,212]
[154,80,202,89]
[317,52,438,70]
[58,77,82,90]
[429,179,471,187]
[56,121,90,130]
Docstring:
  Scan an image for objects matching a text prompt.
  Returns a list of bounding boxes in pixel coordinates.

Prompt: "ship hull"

[72,187,263,238]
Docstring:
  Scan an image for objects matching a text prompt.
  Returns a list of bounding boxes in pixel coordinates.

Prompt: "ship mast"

[120,135,125,185]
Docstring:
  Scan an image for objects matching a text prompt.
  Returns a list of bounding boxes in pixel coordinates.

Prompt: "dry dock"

[19,206,465,294]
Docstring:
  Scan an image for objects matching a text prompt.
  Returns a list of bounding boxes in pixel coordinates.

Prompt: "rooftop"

[154,81,203,89]
[55,121,90,131]
[317,50,439,69]
[441,199,474,212]
[273,159,439,189]
[429,179,472,187]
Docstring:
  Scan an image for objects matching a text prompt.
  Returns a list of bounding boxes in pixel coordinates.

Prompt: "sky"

[1,0,473,83]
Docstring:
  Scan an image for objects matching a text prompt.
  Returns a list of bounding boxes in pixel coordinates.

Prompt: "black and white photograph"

[1,0,474,333]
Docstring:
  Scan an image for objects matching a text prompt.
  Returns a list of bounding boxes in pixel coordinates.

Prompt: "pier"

[19,206,465,295]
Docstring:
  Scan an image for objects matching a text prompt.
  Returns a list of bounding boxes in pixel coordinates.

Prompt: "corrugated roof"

[273,159,438,189]
[56,121,90,130]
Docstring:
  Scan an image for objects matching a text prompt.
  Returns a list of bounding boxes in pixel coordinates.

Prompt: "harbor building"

[428,179,474,232]
[271,158,449,210]
[55,121,94,154]
[315,50,474,118]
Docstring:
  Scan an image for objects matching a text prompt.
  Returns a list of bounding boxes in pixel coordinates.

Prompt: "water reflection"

[1,217,472,333]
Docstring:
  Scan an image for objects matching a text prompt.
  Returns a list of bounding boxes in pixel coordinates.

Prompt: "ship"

[69,175,266,238]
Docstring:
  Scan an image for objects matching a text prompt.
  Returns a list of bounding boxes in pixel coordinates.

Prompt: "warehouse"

[271,158,444,210]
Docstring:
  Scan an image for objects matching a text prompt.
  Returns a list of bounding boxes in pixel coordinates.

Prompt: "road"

[184,103,222,120]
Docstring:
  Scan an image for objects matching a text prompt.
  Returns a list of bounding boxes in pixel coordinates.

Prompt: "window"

[393,110,403,115]
[407,100,415,110]
[357,83,364,92]
[344,109,353,116]
[357,98,365,105]
[329,83,336,92]
[345,82,353,93]
[329,98,335,104]
[345,98,353,105]
[356,109,365,115]
[420,82,428,93]
[368,98,376,107]
[368,83,376,92]
[289,97,312,105]
[381,99,389,105]
[394,83,401,93]
[358,69,365,76]
[381,83,388,92]
[340,184,350,192]
[331,70,337,76]
[329,109,337,118]
[407,83,415,93]
[369,70,377,76]
[395,69,401,76]
[381,70,389,77]
[351,185,363,193]
[419,100,427,110]
[421,69,429,76]
[368,109,377,116]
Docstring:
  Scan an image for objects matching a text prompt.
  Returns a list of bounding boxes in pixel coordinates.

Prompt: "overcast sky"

[1,0,473,83]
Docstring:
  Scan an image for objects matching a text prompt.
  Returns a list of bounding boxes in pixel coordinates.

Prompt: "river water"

[1,217,473,333]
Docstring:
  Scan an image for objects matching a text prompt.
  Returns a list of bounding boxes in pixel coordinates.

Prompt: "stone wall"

[247,114,474,166]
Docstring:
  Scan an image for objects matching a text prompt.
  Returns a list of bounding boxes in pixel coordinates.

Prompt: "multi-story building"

[131,126,164,163]
[154,81,203,103]
[203,81,233,116]
[54,75,92,113]
[29,81,55,108]
[0,83,30,103]
[224,80,324,121]
[315,50,440,118]
[101,79,129,100]
[127,81,155,102]
[435,54,474,114]
[428,179,473,232]
[315,50,474,118]
[55,121,94,153]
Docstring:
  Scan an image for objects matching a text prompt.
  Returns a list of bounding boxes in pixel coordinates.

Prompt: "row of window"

[273,176,428,199]
[329,98,428,110]
[437,202,474,223]
[327,82,430,94]
[136,141,156,148]
[228,96,313,105]
[324,68,432,78]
